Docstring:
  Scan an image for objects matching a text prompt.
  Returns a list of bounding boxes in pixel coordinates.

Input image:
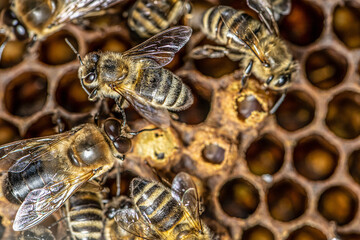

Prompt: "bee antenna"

[65,38,83,65]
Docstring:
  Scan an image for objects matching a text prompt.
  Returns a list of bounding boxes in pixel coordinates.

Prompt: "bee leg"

[115,160,122,197]
[269,91,287,114]
[116,97,127,129]
[241,60,253,91]
[52,113,65,133]
[189,45,228,59]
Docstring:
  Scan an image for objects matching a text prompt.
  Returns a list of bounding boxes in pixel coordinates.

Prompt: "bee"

[114,172,211,240]
[127,0,191,38]
[0,118,136,231]
[64,185,104,240]
[20,225,55,240]
[104,196,141,240]
[190,1,296,114]
[0,0,124,55]
[69,26,193,128]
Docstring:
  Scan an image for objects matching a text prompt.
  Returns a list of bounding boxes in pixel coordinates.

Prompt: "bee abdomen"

[136,69,193,111]
[131,178,184,233]
[3,161,50,204]
[68,191,104,240]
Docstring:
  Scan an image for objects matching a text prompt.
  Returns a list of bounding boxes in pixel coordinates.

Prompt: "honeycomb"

[0,0,360,239]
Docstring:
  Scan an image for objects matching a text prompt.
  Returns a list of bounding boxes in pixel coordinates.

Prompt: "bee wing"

[171,172,202,229]
[51,0,123,26]
[122,26,192,68]
[114,208,160,239]
[113,87,171,128]
[0,128,81,173]
[219,6,268,65]
[13,169,97,231]
[246,0,291,35]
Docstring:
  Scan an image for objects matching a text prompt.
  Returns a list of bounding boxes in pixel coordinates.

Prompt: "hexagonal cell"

[202,144,225,164]
[326,91,360,139]
[317,186,358,226]
[242,225,274,240]
[293,135,339,181]
[5,72,48,117]
[38,31,78,65]
[24,115,64,138]
[0,38,26,68]
[348,149,360,185]
[218,178,260,219]
[0,119,20,145]
[286,226,327,240]
[245,133,285,176]
[267,179,308,222]
[279,0,324,46]
[88,34,130,53]
[193,39,239,78]
[176,85,211,125]
[305,48,348,89]
[56,70,95,113]
[275,90,315,131]
[333,3,360,49]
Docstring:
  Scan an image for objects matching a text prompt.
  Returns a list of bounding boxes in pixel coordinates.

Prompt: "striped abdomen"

[134,68,193,111]
[2,160,52,204]
[131,178,185,236]
[67,191,104,240]
[200,6,264,52]
[128,0,187,38]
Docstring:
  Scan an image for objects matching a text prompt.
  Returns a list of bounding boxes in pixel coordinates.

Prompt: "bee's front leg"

[240,60,253,91]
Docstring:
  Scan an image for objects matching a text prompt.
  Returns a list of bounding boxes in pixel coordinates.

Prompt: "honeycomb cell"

[245,133,285,176]
[275,90,315,131]
[56,70,95,113]
[279,0,324,46]
[325,91,360,139]
[293,135,339,181]
[202,144,225,164]
[88,34,130,52]
[348,149,360,185]
[0,38,26,68]
[305,49,347,89]
[0,119,20,145]
[24,115,63,138]
[39,31,78,65]
[176,85,211,125]
[286,226,326,240]
[318,186,358,226]
[5,72,48,117]
[218,178,260,219]
[242,225,274,240]
[237,95,265,121]
[267,179,307,222]
[333,3,360,49]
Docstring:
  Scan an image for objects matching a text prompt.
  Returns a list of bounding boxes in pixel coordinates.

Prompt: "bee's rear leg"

[189,45,228,59]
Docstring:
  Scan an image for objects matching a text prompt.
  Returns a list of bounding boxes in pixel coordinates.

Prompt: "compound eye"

[85,73,96,83]
[104,119,121,141]
[113,137,132,154]
[3,9,17,26]
[276,74,290,87]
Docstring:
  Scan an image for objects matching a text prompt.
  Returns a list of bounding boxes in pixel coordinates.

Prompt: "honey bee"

[64,185,104,240]
[70,26,193,128]
[127,0,191,38]
[0,0,124,53]
[190,1,296,114]
[20,225,55,240]
[114,172,211,239]
[0,118,136,231]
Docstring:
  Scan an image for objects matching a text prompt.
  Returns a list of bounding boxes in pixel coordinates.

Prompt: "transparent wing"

[114,208,160,240]
[247,0,284,35]
[13,170,97,231]
[112,86,171,128]
[122,26,192,68]
[219,6,268,65]
[51,0,124,26]
[0,128,81,173]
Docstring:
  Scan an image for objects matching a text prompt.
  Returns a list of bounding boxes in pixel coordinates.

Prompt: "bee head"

[79,52,101,100]
[266,60,297,90]
[103,118,132,155]
[2,8,28,41]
